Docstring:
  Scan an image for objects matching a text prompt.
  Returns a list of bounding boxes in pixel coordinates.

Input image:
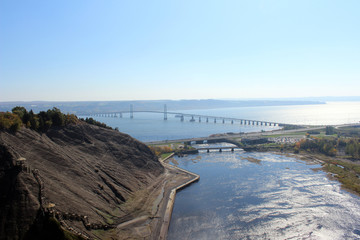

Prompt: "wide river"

[89,101,360,142]
[167,146,360,239]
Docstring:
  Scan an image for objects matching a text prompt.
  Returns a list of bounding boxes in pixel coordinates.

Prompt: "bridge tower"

[164,104,167,120]
[130,104,134,119]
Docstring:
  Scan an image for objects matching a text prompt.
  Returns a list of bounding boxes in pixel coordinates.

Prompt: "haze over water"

[91,102,360,142]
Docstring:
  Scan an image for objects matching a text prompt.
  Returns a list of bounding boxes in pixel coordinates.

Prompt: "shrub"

[0,112,23,132]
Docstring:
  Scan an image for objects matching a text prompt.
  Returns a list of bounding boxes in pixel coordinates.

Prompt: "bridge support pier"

[164,104,167,120]
[219,148,222,152]
[231,120,234,124]
[222,119,225,124]
[130,104,134,119]
[207,149,210,153]
[206,118,209,123]
[214,118,216,123]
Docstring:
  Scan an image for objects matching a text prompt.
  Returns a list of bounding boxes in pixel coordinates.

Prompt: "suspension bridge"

[83,104,284,127]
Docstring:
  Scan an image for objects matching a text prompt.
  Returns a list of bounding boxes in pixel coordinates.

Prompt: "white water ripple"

[168,151,360,240]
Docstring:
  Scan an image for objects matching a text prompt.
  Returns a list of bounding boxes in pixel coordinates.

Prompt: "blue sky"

[1,0,359,101]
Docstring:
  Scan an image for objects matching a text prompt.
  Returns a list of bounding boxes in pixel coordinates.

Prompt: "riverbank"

[158,154,200,239]
[107,153,199,240]
[141,123,360,239]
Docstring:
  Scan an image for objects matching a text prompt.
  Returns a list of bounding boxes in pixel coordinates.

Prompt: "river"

[167,146,360,239]
[88,101,360,142]
[89,101,360,239]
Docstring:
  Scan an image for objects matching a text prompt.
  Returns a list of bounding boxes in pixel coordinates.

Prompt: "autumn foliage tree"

[295,138,337,156]
[0,112,22,132]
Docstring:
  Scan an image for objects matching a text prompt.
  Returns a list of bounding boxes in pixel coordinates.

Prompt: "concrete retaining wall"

[159,153,200,240]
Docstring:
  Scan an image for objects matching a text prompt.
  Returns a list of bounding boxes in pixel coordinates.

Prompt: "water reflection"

[168,147,360,240]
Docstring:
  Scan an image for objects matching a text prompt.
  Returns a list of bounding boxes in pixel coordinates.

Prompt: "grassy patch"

[323,161,360,194]
[160,152,173,160]
[263,132,308,138]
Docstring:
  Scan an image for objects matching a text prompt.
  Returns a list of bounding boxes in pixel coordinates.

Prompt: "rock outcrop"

[0,123,164,239]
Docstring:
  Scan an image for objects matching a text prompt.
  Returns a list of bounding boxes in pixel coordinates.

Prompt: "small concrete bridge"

[84,104,284,127]
[196,147,241,152]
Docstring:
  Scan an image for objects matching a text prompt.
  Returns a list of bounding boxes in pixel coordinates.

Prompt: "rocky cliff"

[0,123,164,240]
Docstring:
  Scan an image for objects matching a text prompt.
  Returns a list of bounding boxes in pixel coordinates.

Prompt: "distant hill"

[0,99,326,115]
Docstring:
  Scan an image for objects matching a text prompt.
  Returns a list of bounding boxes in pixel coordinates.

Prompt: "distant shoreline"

[0,99,327,115]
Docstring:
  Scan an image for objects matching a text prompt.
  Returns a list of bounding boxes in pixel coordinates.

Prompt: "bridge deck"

[85,110,284,126]
[196,147,240,150]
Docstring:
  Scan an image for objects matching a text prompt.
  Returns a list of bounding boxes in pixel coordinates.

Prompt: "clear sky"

[1,0,359,101]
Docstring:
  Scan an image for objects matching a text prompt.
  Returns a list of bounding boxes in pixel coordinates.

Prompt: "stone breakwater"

[159,153,200,240]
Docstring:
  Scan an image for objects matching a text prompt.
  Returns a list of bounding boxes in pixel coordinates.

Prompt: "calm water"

[87,101,360,142]
[168,147,360,240]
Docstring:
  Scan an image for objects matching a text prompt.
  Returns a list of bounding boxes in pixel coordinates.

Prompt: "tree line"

[295,137,360,158]
[0,106,114,132]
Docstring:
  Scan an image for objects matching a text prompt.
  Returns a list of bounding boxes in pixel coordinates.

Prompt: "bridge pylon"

[130,104,134,119]
[164,104,168,120]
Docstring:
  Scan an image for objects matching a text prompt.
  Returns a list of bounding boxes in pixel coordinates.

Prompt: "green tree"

[48,107,65,126]
[29,110,39,130]
[326,126,336,135]
[12,106,27,119]
[346,139,359,158]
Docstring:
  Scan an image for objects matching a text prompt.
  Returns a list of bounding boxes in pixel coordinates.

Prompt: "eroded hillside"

[0,123,164,239]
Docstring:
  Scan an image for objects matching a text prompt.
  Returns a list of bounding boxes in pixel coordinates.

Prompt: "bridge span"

[196,146,241,152]
[83,104,285,127]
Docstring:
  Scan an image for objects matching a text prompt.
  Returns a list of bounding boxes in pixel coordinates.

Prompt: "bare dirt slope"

[0,123,165,239]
